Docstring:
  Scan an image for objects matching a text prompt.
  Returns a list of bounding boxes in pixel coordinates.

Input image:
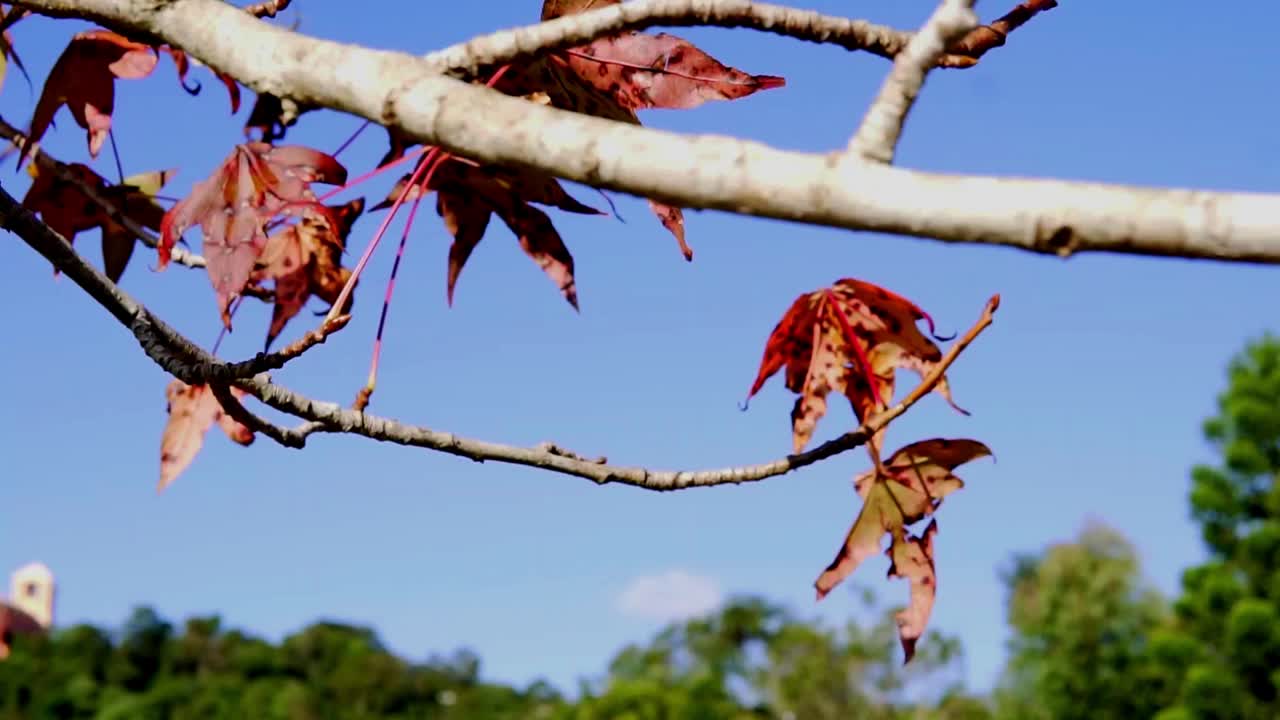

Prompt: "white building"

[0,563,55,659]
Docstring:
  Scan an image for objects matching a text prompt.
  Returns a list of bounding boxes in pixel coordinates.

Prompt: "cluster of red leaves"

[373,0,783,308]
[20,28,238,164]
[375,158,601,307]
[250,198,365,348]
[747,278,990,662]
[159,380,255,491]
[158,142,348,328]
[21,161,173,282]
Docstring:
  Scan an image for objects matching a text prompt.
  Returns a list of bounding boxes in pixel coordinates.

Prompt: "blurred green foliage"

[0,594,985,719]
[991,336,1280,720]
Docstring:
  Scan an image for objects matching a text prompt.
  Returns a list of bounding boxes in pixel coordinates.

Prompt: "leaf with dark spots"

[22,29,158,161]
[648,200,690,260]
[746,278,966,453]
[252,198,363,348]
[563,32,785,111]
[159,142,347,326]
[815,438,989,662]
[815,477,900,601]
[888,520,938,663]
[159,380,254,492]
[505,6,782,261]
[853,438,991,524]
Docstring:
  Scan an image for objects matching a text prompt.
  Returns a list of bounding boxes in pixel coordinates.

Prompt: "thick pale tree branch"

[11,0,1279,264]
[1,183,994,490]
[12,0,1280,263]
[850,0,977,162]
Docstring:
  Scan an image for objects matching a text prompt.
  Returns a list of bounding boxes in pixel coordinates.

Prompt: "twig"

[849,0,978,163]
[946,0,1059,66]
[423,0,1047,78]
[210,382,322,448]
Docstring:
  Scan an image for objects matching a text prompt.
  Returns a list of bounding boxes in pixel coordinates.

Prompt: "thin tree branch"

[209,382,321,448]
[424,0,1051,77]
[11,0,1277,265]
[427,1,912,75]
[850,0,977,163]
[238,295,998,489]
[1,181,996,491]
[947,0,1059,65]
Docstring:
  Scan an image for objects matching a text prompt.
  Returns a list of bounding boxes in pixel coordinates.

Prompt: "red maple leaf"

[747,278,966,453]
[373,157,601,308]
[469,0,786,261]
[20,29,239,164]
[159,142,347,326]
[560,32,785,111]
[23,30,158,160]
[253,198,364,348]
[21,161,174,283]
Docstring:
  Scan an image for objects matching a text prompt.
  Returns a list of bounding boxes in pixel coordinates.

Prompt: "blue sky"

[2,0,1278,696]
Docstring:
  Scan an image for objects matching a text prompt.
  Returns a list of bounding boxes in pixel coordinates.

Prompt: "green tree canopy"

[1159,336,1280,719]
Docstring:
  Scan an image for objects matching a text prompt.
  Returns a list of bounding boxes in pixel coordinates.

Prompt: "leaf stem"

[107,129,125,184]
[355,181,427,412]
[330,119,371,159]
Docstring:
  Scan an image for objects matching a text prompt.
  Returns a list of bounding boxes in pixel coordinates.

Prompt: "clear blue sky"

[3,0,1278,696]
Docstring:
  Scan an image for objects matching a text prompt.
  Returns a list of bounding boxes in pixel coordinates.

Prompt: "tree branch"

[0,115,208,270]
[947,0,1059,65]
[0,184,342,382]
[1,182,995,491]
[209,381,321,449]
[236,290,996,490]
[11,0,1278,265]
[850,0,977,162]
[425,0,1052,77]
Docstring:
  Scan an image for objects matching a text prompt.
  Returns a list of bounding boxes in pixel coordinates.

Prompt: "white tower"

[8,562,55,629]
